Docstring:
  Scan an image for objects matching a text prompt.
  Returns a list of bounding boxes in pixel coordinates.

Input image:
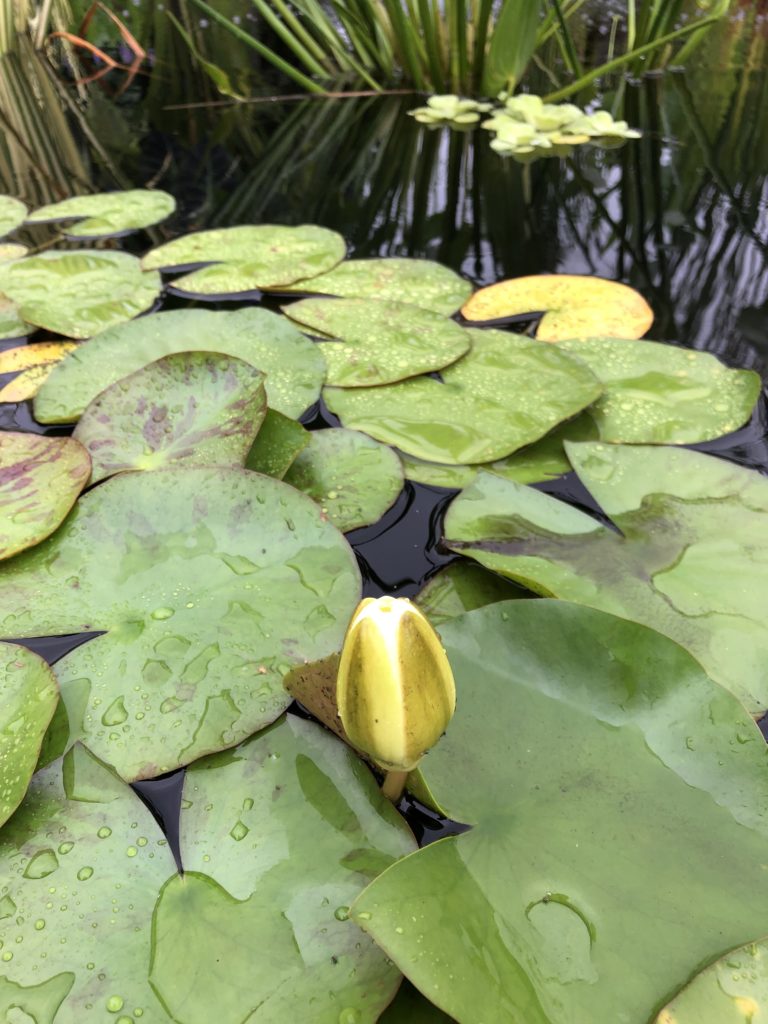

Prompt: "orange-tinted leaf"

[0,341,77,373]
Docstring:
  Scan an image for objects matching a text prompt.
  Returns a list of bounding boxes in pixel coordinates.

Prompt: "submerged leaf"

[444,443,768,712]
[0,467,360,780]
[26,189,176,238]
[461,274,653,340]
[284,297,470,387]
[0,642,58,829]
[0,250,161,338]
[284,428,404,530]
[353,600,768,1023]
[34,307,326,423]
[0,433,90,560]
[73,352,267,483]
[324,329,601,464]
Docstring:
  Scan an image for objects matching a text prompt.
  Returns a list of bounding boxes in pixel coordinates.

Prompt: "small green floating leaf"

[324,329,601,464]
[0,195,27,237]
[353,600,768,1024]
[284,297,470,388]
[654,938,768,1023]
[152,714,415,1024]
[444,443,768,713]
[245,408,310,479]
[281,258,473,315]
[26,190,176,238]
[556,336,761,443]
[0,642,58,829]
[415,561,527,626]
[284,428,404,531]
[0,466,360,780]
[0,432,90,560]
[34,307,326,423]
[0,250,161,339]
[142,224,346,293]
[73,352,267,483]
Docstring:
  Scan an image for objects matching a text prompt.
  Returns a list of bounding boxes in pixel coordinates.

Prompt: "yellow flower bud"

[337,596,456,779]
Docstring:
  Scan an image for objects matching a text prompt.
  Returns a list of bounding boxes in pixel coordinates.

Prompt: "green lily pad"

[352,600,768,1023]
[415,561,527,625]
[34,308,326,423]
[73,352,267,483]
[0,432,91,560]
[281,258,473,316]
[555,337,761,443]
[26,189,176,238]
[444,443,768,713]
[654,939,768,1023]
[0,294,30,340]
[245,408,310,479]
[400,456,479,489]
[284,298,470,387]
[0,250,161,339]
[0,642,58,829]
[0,466,360,780]
[154,714,416,1024]
[141,224,346,294]
[324,329,601,464]
[0,195,26,237]
[284,428,404,531]
[1,716,411,1022]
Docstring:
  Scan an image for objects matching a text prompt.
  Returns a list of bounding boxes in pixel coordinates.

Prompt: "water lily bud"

[337,596,456,775]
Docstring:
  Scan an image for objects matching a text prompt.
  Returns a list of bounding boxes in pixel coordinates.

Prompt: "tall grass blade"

[483,0,544,96]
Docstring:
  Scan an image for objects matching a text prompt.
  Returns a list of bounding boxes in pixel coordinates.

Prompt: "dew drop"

[78,867,94,881]
[23,849,59,880]
[97,827,112,839]
[229,821,249,842]
[106,995,125,1012]
[150,607,175,620]
[101,698,128,727]
[334,906,350,921]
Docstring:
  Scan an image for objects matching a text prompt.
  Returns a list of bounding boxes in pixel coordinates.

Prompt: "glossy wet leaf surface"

[142,224,345,293]
[282,258,473,315]
[0,295,30,340]
[0,432,90,560]
[26,189,176,238]
[415,561,527,626]
[245,408,309,479]
[73,352,267,483]
[0,642,58,829]
[0,341,78,402]
[284,298,470,387]
[444,442,768,712]
[555,337,761,442]
[654,939,768,1023]
[34,307,326,423]
[0,250,161,338]
[324,329,601,464]
[0,467,360,780]
[284,428,404,530]
[0,195,26,237]
[352,600,768,1024]
[461,274,654,341]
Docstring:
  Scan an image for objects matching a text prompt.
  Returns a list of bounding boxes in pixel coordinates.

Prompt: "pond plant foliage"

[0,187,767,1022]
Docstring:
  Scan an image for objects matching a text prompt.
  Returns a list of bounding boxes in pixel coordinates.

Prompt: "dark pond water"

[3,27,768,849]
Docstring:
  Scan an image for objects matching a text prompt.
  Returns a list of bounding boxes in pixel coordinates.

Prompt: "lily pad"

[0,195,26,236]
[0,250,161,338]
[555,337,761,443]
[0,242,27,261]
[25,189,176,238]
[0,295,29,340]
[141,224,346,294]
[324,329,601,464]
[654,939,768,1023]
[245,408,310,479]
[0,642,58,829]
[284,428,404,531]
[444,443,768,712]
[400,456,479,489]
[352,600,768,1023]
[0,717,414,1023]
[415,561,527,626]
[0,341,78,402]
[281,258,473,316]
[34,307,326,423]
[284,298,470,387]
[73,352,267,483]
[461,274,654,341]
[0,466,360,780]
[0,432,91,560]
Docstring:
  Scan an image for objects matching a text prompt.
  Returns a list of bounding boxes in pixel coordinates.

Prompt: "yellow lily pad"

[0,342,78,402]
[461,273,654,341]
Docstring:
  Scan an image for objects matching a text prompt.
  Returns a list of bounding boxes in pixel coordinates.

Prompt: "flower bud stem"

[381,770,408,803]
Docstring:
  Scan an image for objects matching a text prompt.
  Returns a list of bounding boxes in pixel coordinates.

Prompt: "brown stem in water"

[381,771,408,803]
